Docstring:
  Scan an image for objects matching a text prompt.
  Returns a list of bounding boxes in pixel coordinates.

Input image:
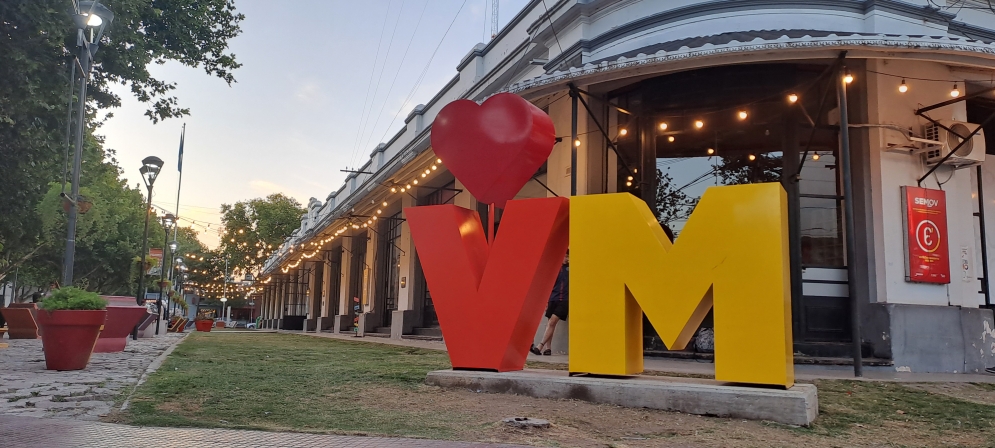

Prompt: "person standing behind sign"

[531,253,569,356]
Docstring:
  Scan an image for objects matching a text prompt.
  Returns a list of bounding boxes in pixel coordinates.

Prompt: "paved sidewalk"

[0,415,525,448]
[0,333,185,420]
[287,330,995,383]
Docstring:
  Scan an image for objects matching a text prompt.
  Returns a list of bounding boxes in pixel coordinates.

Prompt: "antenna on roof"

[491,0,498,39]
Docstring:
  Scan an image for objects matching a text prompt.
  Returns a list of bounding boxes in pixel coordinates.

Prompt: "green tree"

[18,135,166,294]
[219,194,304,276]
[0,0,243,282]
[716,153,783,185]
[655,169,698,237]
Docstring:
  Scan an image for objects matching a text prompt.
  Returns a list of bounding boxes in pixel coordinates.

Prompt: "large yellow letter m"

[570,183,793,387]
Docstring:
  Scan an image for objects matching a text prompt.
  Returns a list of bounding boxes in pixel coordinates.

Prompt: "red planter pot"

[36,310,107,371]
[93,306,151,353]
[195,320,213,332]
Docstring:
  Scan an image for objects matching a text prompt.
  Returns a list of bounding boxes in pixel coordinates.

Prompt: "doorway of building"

[415,181,458,328]
[324,247,342,318]
[377,212,403,328]
[347,233,367,331]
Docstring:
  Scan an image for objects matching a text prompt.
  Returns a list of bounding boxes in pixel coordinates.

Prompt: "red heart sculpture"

[431,93,556,208]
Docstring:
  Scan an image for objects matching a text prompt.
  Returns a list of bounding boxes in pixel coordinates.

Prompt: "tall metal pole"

[570,85,578,196]
[837,64,863,377]
[155,220,169,335]
[61,42,90,287]
[136,186,154,306]
[977,165,992,307]
[132,184,154,340]
[168,124,186,320]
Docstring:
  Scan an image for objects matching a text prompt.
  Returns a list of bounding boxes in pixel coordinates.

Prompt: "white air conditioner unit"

[923,120,986,167]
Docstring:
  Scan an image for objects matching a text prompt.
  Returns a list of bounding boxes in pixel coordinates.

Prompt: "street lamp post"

[170,253,182,318]
[242,272,256,326]
[135,156,164,309]
[167,242,179,319]
[221,256,230,322]
[61,1,113,287]
[155,213,175,335]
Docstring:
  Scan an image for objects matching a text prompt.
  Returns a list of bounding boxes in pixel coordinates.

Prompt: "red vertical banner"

[902,186,950,284]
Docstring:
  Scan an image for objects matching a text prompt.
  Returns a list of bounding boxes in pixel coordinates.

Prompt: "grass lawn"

[112,332,995,447]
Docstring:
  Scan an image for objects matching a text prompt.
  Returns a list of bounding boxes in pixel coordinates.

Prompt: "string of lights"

[266,155,447,277]
[261,64,989,283]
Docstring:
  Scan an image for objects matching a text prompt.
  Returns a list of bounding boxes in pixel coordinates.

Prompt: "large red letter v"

[405,197,569,372]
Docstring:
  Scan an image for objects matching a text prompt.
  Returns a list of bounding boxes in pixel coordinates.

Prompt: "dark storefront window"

[377,212,403,328]
[607,63,849,347]
[416,180,458,327]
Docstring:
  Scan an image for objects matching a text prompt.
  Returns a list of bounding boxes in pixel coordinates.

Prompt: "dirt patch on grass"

[355,383,990,447]
[154,400,201,414]
[905,383,995,406]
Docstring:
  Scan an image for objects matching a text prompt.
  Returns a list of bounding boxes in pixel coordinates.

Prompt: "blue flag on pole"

[177,125,185,172]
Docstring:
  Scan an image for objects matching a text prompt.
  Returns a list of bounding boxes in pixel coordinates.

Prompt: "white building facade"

[258,0,995,373]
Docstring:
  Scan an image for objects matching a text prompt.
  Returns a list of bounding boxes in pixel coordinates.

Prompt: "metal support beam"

[836,61,862,377]
[570,85,579,196]
[977,165,992,307]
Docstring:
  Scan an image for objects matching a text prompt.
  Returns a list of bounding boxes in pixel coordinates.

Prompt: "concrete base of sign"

[425,369,818,426]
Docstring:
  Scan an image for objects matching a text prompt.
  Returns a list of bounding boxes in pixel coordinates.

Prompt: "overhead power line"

[354,0,408,166]
[349,0,395,170]
[375,0,469,146]
[360,0,430,153]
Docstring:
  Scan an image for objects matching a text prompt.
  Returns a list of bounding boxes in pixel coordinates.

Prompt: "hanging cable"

[355,0,408,159]
[374,0,469,145]
[360,0,430,152]
[348,0,395,169]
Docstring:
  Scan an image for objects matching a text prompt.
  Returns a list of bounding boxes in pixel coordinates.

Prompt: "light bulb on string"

[619,128,628,136]
[843,69,854,84]
[707,148,715,155]
[436,158,442,164]
[382,201,388,207]
[659,122,668,131]
[748,154,757,161]
[951,83,961,98]
[391,187,397,193]
[737,111,748,120]
[668,136,675,143]
[899,79,908,93]
[431,165,437,170]
[574,139,581,147]
[694,120,704,129]
[812,153,821,161]
[788,94,799,103]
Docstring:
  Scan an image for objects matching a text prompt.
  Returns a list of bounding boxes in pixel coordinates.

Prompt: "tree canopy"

[0,0,243,295]
[219,194,305,276]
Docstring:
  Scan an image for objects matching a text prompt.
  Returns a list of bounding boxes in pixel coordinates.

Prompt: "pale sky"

[100,0,529,248]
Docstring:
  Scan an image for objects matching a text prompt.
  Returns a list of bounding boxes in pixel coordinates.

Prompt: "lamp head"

[163,213,176,229]
[72,1,114,46]
[139,156,164,189]
[168,241,179,251]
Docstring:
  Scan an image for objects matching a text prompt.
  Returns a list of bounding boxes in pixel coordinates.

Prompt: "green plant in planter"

[40,287,108,311]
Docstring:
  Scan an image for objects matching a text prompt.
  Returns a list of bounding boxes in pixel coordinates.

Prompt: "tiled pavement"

[0,415,526,448]
[0,333,186,420]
